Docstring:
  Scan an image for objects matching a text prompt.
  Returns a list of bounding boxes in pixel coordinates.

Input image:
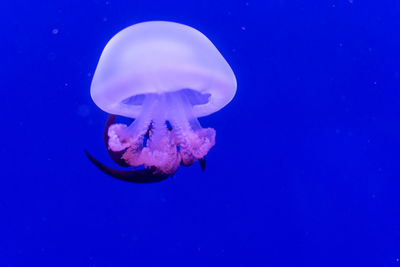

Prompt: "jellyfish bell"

[90,21,237,176]
[91,21,236,118]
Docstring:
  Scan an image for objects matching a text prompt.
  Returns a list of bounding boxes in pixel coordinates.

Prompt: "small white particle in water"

[52,28,59,35]
[349,0,353,3]
[65,83,69,87]
[332,4,336,7]
[241,26,246,31]
[396,258,399,262]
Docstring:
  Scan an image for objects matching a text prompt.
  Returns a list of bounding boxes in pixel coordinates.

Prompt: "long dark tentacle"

[180,157,206,170]
[84,150,171,183]
[104,114,131,167]
[199,157,206,171]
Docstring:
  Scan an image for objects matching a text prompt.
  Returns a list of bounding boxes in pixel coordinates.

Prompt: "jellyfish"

[86,21,236,183]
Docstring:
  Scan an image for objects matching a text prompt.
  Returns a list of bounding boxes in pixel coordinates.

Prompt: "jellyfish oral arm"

[103,114,130,167]
[108,91,215,175]
[85,113,207,183]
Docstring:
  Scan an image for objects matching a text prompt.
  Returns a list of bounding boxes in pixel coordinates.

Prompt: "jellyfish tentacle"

[111,94,178,174]
[143,108,181,174]
[124,94,156,137]
[199,157,206,171]
[84,150,170,183]
[104,114,130,167]
[100,91,214,177]
[108,94,156,153]
[167,92,197,165]
[167,92,216,167]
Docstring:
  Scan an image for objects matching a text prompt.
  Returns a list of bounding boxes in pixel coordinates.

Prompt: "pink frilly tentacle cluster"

[107,92,216,175]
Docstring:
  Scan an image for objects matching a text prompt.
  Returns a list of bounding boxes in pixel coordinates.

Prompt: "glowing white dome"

[90,21,236,118]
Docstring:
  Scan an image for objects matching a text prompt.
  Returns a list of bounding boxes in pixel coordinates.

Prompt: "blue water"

[2,1,400,266]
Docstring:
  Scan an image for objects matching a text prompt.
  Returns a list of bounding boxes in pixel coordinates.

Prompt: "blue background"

[1,1,400,266]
